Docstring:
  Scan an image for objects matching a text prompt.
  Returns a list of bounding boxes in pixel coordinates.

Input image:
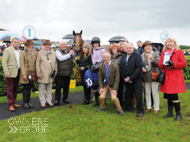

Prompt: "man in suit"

[2,38,21,111]
[96,52,125,115]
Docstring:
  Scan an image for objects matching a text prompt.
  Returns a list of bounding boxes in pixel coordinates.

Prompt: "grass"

[0,90,190,141]
[0,86,83,103]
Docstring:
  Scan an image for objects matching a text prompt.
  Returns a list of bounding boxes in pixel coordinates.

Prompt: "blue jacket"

[119,51,143,82]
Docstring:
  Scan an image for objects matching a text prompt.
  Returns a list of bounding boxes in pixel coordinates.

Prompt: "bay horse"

[73,30,84,56]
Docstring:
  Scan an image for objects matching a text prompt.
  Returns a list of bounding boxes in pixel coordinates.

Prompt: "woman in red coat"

[158,38,187,121]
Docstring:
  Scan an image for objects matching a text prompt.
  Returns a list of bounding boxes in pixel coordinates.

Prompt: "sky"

[0,0,190,46]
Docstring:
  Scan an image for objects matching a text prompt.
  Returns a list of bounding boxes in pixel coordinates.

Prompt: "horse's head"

[73,30,84,53]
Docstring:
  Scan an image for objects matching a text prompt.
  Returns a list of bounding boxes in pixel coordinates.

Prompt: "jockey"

[91,37,106,106]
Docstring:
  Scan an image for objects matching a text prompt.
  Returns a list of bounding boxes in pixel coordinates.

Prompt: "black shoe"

[164,99,173,118]
[136,113,144,117]
[93,103,99,107]
[82,101,90,105]
[63,99,70,104]
[174,102,182,121]
[54,100,60,105]
[23,103,29,109]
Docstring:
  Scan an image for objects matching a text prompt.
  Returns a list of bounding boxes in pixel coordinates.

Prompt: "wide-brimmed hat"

[25,40,34,46]
[43,40,51,45]
[142,40,153,48]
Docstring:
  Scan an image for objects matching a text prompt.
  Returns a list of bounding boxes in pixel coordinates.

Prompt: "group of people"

[2,36,187,121]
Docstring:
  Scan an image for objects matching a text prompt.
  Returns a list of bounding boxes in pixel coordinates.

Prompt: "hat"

[43,40,51,45]
[25,40,34,46]
[82,42,90,49]
[142,40,153,48]
[119,38,127,42]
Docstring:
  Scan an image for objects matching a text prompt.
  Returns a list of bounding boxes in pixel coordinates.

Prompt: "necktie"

[106,65,109,68]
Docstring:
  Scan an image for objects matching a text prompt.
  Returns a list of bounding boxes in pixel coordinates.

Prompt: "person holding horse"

[54,40,74,105]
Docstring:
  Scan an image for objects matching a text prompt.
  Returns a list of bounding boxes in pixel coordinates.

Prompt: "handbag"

[156,52,174,84]
[25,51,37,83]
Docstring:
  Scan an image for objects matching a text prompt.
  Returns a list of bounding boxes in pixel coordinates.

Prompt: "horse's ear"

[80,30,82,35]
[73,30,76,35]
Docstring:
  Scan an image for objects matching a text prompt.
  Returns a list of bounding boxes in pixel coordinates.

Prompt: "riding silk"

[84,69,99,88]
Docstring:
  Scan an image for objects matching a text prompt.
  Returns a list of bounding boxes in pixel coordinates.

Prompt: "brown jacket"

[142,51,160,82]
[98,62,120,91]
[19,49,37,84]
[2,46,21,77]
[36,48,57,84]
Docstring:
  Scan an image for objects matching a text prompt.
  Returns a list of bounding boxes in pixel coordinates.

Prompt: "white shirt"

[56,49,71,61]
[14,47,20,69]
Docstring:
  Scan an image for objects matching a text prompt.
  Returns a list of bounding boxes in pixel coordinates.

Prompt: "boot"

[63,94,70,104]
[27,89,33,108]
[164,99,173,118]
[173,102,182,121]
[93,92,99,107]
[23,90,29,109]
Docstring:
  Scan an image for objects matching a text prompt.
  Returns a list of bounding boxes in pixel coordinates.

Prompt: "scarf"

[26,47,33,55]
[165,47,174,56]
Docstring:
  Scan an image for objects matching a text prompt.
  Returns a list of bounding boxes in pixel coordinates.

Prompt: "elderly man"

[54,40,74,105]
[2,38,21,111]
[96,52,125,115]
[36,40,57,107]
[120,43,144,117]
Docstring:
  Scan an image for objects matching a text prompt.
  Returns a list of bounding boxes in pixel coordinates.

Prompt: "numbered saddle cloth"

[84,69,99,88]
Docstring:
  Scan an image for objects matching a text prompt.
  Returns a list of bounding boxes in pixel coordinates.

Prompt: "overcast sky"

[0,0,190,46]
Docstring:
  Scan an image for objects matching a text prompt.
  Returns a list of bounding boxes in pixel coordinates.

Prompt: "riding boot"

[27,89,33,108]
[173,102,182,121]
[164,99,173,118]
[23,90,29,109]
[93,92,99,107]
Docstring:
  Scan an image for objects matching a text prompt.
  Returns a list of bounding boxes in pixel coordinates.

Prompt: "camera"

[50,70,56,78]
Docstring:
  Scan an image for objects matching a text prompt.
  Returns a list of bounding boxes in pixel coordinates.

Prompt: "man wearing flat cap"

[36,40,57,108]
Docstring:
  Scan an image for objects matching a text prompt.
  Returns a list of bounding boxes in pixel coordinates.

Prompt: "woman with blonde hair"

[158,38,187,121]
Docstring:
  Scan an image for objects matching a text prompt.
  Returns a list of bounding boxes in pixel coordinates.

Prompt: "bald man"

[54,40,74,105]
[97,52,125,115]
[120,43,144,117]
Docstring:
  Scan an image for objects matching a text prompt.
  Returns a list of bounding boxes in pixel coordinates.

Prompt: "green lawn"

[0,86,83,103]
[0,90,190,142]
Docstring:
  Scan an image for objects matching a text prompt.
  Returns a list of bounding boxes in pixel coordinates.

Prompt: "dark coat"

[119,51,143,82]
[111,52,122,66]
[98,62,120,91]
[158,49,187,94]
[79,54,92,70]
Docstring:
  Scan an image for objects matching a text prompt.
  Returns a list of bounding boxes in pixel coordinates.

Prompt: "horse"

[73,30,84,56]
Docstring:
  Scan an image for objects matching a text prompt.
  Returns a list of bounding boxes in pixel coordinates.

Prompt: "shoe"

[13,104,21,108]
[63,99,70,104]
[145,109,152,112]
[41,103,46,108]
[82,101,90,105]
[93,92,99,107]
[23,103,29,109]
[47,102,54,107]
[93,103,99,107]
[9,106,15,112]
[118,110,125,115]
[164,99,173,118]
[111,105,116,109]
[174,102,182,121]
[54,100,60,105]
[28,102,33,108]
[136,113,144,117]
[154,110,159,113]
[96,108,105,112]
